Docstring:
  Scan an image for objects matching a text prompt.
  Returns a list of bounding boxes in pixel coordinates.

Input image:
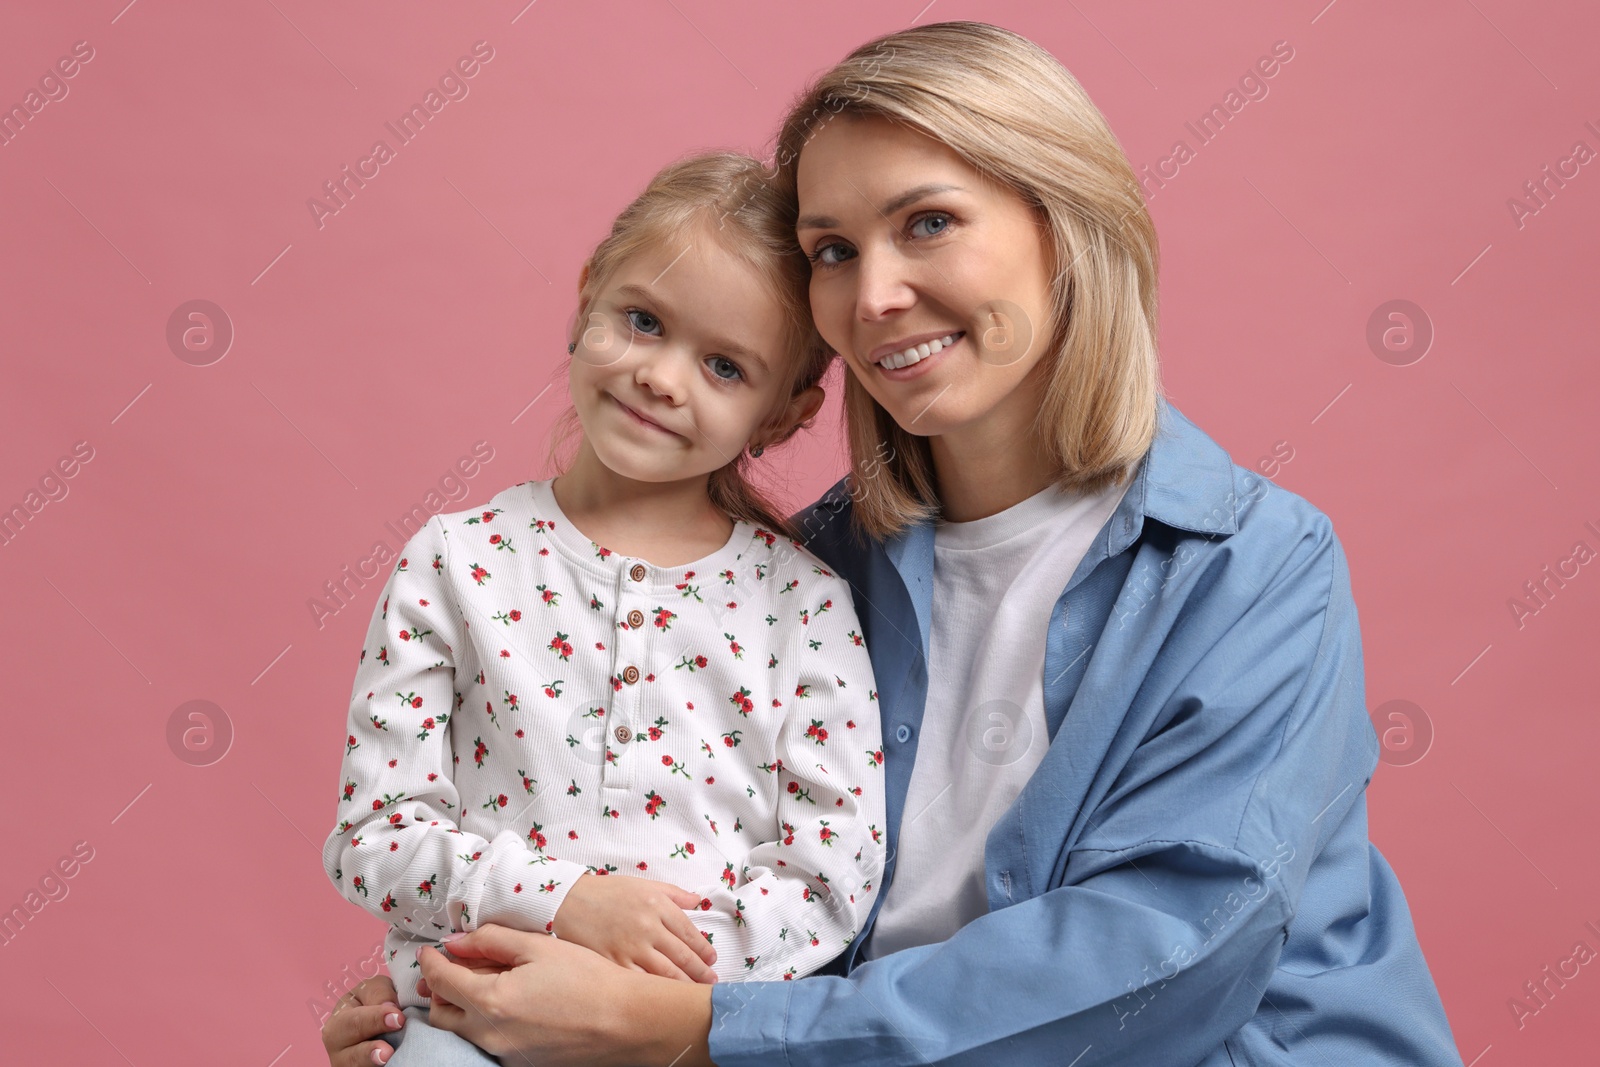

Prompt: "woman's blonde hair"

[771,20,1164,541]
[544,151,832,539]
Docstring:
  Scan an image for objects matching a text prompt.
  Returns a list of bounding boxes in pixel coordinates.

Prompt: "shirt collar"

[872,397,1241,659]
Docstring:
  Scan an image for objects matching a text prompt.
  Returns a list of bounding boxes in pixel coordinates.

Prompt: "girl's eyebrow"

[796,182,965,231]
[614,283,769,371]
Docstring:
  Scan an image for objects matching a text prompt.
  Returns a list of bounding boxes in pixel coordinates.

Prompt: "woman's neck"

[552,442,733,567]
[927,379,1060,524]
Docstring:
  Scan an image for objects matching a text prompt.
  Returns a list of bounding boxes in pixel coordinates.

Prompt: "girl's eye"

[806,241,855,269]
[625,308,662,335]
[706,356,744,383]
[909,212,952,239]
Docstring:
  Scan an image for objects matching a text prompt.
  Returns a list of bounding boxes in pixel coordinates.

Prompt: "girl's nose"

[632,344,689,405]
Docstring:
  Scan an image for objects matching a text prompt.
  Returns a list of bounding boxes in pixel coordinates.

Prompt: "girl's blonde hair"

[771,20,1164,541]
[544,151,832,539]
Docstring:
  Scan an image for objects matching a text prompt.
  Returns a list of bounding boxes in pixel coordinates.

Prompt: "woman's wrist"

[605,971,716,1067]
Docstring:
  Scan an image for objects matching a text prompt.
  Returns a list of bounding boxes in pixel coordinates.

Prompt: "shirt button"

[614,724,633,743]
[895,724,912,743]
[629,563,646,582]
[622,665,640,685]
[627,609,644,628]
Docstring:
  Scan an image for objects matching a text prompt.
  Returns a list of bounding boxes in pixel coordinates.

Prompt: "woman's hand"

[550,871,719,984]
[416,923,715,1067]
[320,975,403,1067]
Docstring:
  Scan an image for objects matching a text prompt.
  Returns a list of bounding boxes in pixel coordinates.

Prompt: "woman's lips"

[873,331,963,381]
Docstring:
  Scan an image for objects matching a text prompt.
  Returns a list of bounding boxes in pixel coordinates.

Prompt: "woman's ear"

[576,260,591,294]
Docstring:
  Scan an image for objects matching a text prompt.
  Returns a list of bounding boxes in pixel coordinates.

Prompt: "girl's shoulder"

[730,520,852,602]
[429,478,548,535]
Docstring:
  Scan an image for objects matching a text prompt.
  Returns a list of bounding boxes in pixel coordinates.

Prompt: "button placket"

[605,558,650,793]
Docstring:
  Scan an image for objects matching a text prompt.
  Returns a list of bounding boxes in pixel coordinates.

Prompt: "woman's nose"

[854,249,917,322]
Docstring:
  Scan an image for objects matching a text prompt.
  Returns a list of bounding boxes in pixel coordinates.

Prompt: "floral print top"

[321,478,886,1006]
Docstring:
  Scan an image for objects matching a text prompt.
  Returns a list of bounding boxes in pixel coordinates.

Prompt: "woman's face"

[795,114,1057,442]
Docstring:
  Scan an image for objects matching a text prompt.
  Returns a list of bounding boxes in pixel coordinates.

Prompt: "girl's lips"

[611,395,679,437]
[874,331,962,381]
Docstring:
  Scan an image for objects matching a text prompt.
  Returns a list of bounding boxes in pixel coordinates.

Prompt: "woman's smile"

[869,329,965,379]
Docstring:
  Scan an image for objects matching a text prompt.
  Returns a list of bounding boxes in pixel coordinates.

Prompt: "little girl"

[320,151,887,1053]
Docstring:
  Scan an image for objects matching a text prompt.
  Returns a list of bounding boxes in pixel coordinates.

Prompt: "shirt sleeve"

[708,515,1383,1066]
[685,565,887,983]
[320,516,590,961]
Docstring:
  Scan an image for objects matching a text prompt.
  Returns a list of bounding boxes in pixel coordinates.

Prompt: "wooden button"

[627,609,644,628]
[629,563,646,581]
[614,724,633,743]
[622,665,640,684]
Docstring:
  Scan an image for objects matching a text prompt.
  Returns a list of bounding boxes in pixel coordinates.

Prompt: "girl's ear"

[768,384,828,447]
[576,260,590,294]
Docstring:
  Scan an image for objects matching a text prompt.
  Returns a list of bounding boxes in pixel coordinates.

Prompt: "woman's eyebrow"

[796,182,964,231]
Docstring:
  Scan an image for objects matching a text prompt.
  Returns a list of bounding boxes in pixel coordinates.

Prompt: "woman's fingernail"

[384,1011,402,1029]
[441,930,465,943]
[414,945,425,961]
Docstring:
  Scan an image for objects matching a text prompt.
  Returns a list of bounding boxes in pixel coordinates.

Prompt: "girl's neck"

[552,442,734,567]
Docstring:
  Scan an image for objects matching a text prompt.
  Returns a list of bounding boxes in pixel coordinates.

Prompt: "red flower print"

[644,790,665,819]
[548,631,573,661]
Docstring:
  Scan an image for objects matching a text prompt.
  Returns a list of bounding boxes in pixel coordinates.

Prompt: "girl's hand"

[320,975,403,1066]
[550,872,719,984]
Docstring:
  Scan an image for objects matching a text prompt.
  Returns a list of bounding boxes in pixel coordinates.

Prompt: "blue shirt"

[707,398,1462,1066]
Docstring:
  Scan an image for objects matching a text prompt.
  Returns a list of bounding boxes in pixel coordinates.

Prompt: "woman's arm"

[416,926,717,1067]
[425,513,1393,1066]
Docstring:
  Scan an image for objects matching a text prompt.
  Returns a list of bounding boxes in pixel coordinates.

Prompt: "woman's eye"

[625,308,662,335]
[808,241,855,268]
[909,212,952,238]
[707,356,744,382]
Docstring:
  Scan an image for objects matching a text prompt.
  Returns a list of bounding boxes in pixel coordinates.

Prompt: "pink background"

[3,1,1596,1062]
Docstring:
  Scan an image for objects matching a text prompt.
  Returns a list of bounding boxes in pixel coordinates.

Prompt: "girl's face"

[795,114,1056,442]
[568,225,808,487]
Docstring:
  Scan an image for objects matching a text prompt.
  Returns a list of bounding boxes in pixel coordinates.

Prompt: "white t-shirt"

[860,475,1130,960]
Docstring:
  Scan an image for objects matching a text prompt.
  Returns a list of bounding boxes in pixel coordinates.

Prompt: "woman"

[325,21,1463,1066]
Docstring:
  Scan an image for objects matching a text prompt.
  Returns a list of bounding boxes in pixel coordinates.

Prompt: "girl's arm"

[679,569,888,983]
[320,516,592,975]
